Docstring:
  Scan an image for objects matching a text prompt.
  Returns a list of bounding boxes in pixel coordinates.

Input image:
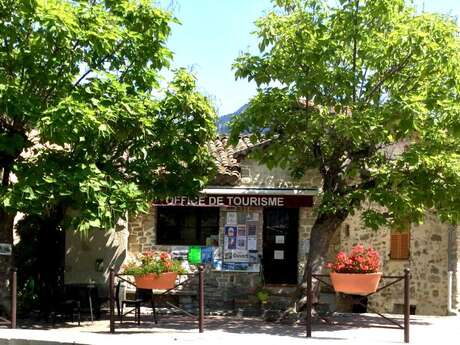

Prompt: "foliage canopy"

[231,0,460,228]
[0,0,217,232]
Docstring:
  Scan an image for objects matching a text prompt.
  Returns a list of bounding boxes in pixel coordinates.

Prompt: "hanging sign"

[188,246,202,264]
[157,194,313,207]
[201,247,214,264]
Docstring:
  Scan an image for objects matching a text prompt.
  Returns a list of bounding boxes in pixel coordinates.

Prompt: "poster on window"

[220,211,260,272]
[233,262,249,271]
[224,236,236,250]
[236,237,247,250]
[231,249,249,262]
[236,225,247,250]
[247,263,260,272]
[224,225,237,237]
[171,246,189,260]
[224,225,237,250]
[237,226,246,237]
[247,222,257,236]
[223,250,233,260]
[226,212,237,225]
[237,212,248,224]
[213,247,222,260]
[248,250,258,263]
[247,212,259,221]
[201,247,214,264]
[247,236,257,250]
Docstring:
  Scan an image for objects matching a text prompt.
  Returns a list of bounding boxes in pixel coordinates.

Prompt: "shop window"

[390,222,410,260]
[156,207,219,245]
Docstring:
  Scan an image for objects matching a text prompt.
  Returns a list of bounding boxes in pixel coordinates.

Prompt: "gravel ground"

[0,313,459,344]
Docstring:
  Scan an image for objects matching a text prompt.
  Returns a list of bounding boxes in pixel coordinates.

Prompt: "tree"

[230,0,460,310]
[0,0,216,311]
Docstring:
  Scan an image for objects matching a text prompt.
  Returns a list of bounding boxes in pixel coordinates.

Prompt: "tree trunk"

[0,165,15,315]
[286,210,348,315]
[0,208,15,315]
[37,208,66,318]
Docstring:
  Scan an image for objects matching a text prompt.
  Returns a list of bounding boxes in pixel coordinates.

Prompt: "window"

[390,222,410,260]
[156,207,219,245]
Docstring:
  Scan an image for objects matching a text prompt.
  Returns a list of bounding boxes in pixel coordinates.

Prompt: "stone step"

[263,285,297,296]
[265,295,292,309]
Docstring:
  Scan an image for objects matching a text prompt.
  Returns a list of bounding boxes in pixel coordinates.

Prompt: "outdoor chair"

[52,299,81,326]
[115,280,157,324]
[50,286,81,325]
[62,283,102,322]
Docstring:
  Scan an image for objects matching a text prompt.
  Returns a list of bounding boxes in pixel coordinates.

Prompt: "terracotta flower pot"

[330,272,382,295]
[135,272,178,290]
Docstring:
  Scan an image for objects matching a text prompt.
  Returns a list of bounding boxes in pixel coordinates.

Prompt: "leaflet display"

[221,211,260,272]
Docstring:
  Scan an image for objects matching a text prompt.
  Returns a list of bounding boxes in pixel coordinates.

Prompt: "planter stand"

[306,267,410,343]
[109,265,205,334]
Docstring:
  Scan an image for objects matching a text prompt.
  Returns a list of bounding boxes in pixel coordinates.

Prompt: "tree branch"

[119,60,135,83]
[73,41,124,88]
[365,51,413,103]
[352,0,359,103]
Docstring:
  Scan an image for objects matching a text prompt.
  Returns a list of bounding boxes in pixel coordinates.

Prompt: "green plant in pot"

[255,288,270,306]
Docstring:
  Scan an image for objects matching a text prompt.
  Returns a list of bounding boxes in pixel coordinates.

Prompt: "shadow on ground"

[5,312,432,339]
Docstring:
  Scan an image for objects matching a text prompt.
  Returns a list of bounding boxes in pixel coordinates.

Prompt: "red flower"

[326,244,380,273]
[123,250,184,276]
[160,252,171,261]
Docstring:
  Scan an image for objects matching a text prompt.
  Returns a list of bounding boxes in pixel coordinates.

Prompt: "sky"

[160,0,460,116]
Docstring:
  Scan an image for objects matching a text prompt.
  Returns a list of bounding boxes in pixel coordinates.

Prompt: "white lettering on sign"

[163,195,287,207]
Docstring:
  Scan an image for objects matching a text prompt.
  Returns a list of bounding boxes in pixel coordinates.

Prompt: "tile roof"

[207,135,262,186]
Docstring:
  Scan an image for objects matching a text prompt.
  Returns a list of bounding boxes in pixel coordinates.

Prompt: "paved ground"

[0,313,459,344]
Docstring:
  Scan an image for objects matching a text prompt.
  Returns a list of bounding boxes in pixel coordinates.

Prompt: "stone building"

[65,136,460,316]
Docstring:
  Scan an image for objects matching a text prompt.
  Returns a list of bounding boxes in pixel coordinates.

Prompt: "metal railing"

[306,267,410,343]
[108,265,205,333]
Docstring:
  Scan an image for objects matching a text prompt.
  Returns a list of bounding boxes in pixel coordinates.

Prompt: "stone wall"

[338,212,453,315]
[127,205,157,255]
[454,225,460,313]
[239,158,321,188]
[118,155,460,316]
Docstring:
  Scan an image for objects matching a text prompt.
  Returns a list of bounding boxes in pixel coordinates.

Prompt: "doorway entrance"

[263,208,299,284]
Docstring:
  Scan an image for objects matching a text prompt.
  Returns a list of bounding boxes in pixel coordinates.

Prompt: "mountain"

[217,104,248,134]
